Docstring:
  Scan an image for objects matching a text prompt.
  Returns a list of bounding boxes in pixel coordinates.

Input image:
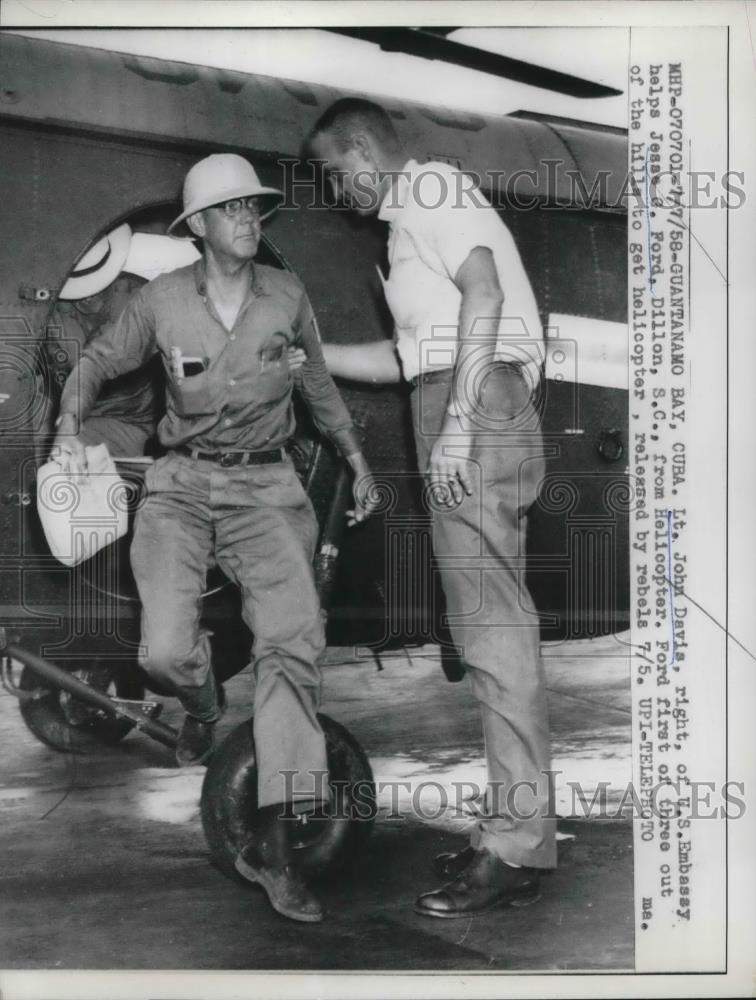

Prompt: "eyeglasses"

[213,196,261,218]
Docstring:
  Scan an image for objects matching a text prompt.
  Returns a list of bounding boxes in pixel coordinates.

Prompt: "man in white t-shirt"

[307,99,556,919]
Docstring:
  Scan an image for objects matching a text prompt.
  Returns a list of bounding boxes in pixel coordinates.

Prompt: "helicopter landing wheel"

[18,661,146,753]
[201,713,375,878]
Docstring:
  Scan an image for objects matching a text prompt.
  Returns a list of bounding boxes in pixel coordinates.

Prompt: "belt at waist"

[408,361,525,389]
[174,445,285,467]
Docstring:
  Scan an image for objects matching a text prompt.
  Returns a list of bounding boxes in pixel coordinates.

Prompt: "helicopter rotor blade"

[328,27,623,99]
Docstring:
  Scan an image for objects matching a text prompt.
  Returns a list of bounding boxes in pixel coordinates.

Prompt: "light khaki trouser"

[411,364,556,868]
[131,451,328,808]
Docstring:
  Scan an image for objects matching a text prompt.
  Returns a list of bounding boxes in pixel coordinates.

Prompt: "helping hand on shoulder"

[287,346,307,370]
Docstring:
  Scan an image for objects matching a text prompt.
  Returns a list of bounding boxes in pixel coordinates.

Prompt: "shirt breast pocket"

[168,370,216,418]
[255,335,291,405]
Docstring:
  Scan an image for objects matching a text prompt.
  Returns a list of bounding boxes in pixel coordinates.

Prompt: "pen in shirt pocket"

[169,346,207,379]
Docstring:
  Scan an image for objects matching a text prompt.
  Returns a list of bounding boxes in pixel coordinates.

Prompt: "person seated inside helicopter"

[49,224,199,458]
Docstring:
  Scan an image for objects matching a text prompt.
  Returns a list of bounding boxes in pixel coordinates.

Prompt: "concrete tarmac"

[0,633,634,972]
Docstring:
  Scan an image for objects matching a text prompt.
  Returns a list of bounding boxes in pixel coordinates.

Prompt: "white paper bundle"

[36,444,129,567]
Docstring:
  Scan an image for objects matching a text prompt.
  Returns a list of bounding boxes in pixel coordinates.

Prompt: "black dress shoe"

[433,844,476,879]
[175,715,216,767]
[415,849,541,919]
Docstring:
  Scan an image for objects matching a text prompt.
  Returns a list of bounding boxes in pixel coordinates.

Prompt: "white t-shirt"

[377,159,544,381]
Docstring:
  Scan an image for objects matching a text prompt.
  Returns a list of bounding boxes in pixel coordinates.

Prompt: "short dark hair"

[307,98,402,155]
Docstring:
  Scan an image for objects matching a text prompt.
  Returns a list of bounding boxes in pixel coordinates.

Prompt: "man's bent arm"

[54,287,157,458]
[56,355,113,434]
[292,294,380,522]
[322,340,402,385]
[428,246,503,505]
[447,246,503,418]
[291,292,364,457]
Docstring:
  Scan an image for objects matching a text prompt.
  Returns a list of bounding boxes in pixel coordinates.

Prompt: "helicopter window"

[122,55,199,86]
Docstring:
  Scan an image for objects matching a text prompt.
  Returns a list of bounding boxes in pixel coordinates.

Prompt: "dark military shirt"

[61,260,357,455]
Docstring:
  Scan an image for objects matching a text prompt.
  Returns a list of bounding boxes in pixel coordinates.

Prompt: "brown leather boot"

[175,678,225,767]
[175,715,216,766]
[415,848,542,919]
[234,805,324,923]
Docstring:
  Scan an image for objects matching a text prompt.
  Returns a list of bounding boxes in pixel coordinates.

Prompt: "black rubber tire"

[18,662,146,753]
[201,713,375,879]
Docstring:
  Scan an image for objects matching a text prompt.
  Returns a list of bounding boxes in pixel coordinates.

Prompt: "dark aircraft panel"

[0,34,628,210]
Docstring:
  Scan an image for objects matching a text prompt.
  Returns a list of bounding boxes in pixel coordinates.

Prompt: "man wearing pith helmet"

[53,152,376,923]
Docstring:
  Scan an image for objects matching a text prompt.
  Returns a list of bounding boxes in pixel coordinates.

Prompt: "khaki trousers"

[131,451,328,808]
[411,365,556,868]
